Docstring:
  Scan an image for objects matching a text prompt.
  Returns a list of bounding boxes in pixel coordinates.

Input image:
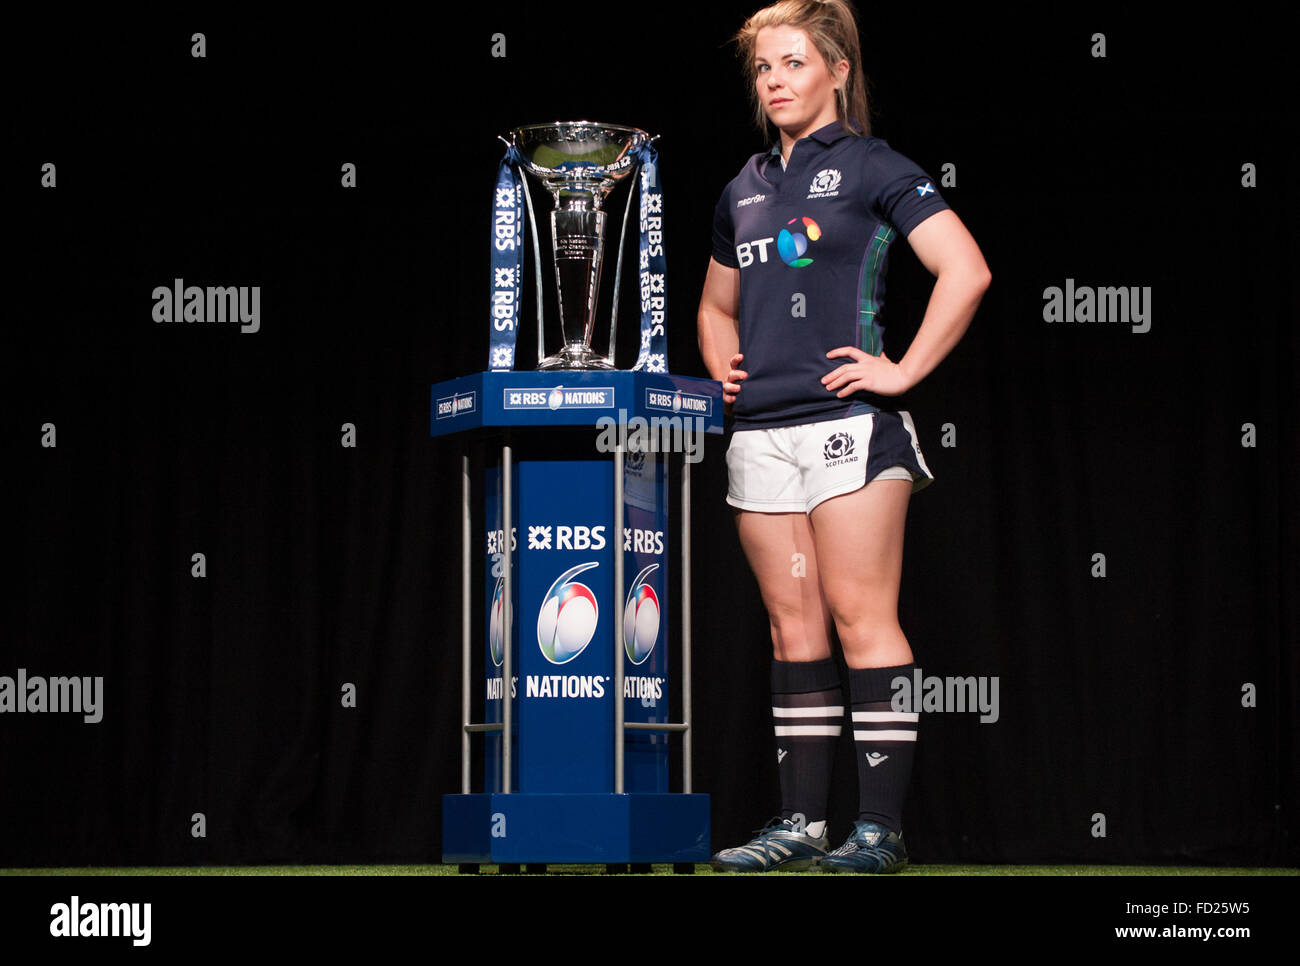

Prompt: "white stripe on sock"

[851,711,919,722]
[852,729,917,742]
[774,725,843,736]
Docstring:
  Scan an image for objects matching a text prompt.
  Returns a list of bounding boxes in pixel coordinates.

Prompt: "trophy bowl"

[510,122,653,371]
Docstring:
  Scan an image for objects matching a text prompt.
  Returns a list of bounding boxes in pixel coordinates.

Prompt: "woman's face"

[754,25,847,141]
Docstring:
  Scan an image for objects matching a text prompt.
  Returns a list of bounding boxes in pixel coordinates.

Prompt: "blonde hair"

[735,0,871,137]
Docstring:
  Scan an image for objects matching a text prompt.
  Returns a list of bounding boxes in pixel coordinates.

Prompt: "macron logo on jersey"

[915,182,935,197]
[736,193,767,208]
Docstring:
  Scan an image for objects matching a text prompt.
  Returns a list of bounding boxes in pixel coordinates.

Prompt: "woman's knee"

[834,614,910,665]
[766,606,832,661]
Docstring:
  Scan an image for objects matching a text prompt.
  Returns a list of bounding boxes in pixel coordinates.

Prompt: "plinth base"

[442,793,710,864]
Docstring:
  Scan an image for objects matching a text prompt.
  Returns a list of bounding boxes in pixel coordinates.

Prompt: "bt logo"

[735,236,775,268]
[777,217,821,267]
[736,216,824,268]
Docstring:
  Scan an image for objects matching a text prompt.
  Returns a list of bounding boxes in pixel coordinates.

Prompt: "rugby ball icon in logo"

[488,573,506,667]
[623,564,661,665]
[537,562,600,665]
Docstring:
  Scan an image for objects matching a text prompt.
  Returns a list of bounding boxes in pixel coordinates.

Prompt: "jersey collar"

[807,120,855,145]
[762,121,855,181]
[767,120,856,157]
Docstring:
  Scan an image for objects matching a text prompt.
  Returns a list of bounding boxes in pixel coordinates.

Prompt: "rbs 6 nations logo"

[623,564,662,665]
[488,574,506,667]
[537,562,600,665]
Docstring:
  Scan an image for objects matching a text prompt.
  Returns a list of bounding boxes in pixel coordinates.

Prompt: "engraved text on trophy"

[552,206,606,354]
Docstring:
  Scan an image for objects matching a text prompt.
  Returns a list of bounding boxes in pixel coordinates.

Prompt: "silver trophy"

[510,122,652,370]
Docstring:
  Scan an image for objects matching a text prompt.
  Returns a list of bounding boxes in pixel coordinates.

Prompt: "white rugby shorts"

[726,410,933,513]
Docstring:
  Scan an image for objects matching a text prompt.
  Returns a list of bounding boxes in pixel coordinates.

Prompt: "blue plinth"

[430,370,724,437]
[433,369,719,866]
[441,793,711,864]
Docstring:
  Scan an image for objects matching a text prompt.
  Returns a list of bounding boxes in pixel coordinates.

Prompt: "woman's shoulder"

[839,134,930,171]
[837,133,902,161]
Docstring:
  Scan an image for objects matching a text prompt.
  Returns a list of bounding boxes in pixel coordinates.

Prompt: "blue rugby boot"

[709,818,829,872]
[817,820,908,873]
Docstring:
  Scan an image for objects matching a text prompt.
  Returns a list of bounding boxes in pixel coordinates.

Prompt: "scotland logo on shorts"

[777,216,822,268]
[537,562,600,665]
[488,573,506,667]
[623,564,661,665]
[823,431,859,467]
[808,168,842,198]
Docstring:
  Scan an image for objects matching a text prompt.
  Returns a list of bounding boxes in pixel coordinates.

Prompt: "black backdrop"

[3,6,1296,868]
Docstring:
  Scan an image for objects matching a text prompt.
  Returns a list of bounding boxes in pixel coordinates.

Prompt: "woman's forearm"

[698,305,740,382]
[897,263,990,390]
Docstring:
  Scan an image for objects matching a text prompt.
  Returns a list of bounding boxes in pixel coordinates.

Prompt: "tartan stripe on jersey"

[856,223,896,356]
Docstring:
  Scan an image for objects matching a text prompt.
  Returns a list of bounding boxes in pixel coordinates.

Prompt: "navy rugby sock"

[771,658,842,836]
[848,663,918,833]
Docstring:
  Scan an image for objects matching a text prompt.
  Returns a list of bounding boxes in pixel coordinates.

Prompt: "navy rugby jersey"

[712,121,949,430]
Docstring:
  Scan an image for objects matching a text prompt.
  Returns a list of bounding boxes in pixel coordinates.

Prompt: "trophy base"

[537,345,615,371]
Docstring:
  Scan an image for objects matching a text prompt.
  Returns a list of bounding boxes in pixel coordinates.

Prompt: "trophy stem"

[542,203,612,370]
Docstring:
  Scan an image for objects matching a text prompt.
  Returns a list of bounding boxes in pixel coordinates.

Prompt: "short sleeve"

[865,141,949,237]
[711,190,738,268]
